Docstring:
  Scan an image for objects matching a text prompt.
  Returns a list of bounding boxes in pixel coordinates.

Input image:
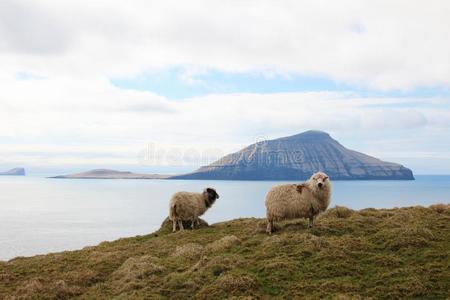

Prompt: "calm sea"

[0,175,449,260]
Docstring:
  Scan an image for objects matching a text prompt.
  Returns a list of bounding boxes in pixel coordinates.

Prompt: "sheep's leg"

[196,218,201,227]
[172,219,177,232]
[308,216,314,228]
[266,219,273,235]
[191,217,196,229]
[178,220,184,231]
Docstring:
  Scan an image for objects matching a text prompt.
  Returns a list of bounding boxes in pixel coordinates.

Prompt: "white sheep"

[265,172,331,234]
[169,187,219,232]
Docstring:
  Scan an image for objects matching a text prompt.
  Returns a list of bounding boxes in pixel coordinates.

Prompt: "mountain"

[0,168,25,176]
[171,130,414,180]
[50,169,170,179]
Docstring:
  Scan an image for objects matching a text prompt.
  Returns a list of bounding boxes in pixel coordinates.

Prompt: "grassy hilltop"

[1,205,449,299]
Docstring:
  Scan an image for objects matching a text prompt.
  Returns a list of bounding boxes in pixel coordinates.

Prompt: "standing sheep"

[169,187,219,232]
[265,172,331,234]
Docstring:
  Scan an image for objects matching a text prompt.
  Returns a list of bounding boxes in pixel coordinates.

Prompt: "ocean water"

[0,175,449,260]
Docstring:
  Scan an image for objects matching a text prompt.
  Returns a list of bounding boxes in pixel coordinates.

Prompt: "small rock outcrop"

[159,217,209,232]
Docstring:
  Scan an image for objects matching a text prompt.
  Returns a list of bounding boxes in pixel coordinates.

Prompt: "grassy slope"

[0,205,449,299]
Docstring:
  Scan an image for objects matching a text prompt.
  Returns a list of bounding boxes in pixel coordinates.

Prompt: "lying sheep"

[169,187,219,232]
[265,172,331,234]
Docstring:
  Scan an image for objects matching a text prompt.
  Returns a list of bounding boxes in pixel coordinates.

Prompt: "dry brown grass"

[297,232,329,250]
[112,255,164,291]
[16,278,44,296]
[0,207,449,299]
[0,270,16,284]
[195,273,258,298]
[328,293,368,300]
[202,255,244,276]
[376,225,434,250]
[261,232,328,257]
[172,243,204,260]
[429,203,450,213]
[10,278,81,300]
[319,205,355,219]
[88,250,124,264]
[215,274,257,292]
[206,235,241,253]
[51,280,82,299]
[63,269,97,286]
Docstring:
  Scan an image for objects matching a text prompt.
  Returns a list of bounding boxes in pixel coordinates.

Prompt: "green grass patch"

[0,205,449,299]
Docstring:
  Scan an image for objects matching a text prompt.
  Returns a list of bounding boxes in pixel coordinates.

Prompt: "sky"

[1,0,450,175]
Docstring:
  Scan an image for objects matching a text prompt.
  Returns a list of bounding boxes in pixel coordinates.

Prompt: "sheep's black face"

[207,188,219,200]
[204,187,219,207]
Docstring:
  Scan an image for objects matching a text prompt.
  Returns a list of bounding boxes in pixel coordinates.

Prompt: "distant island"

[50,169,170,179]
[0,168,25,176]
[171,130,414,180]
[50,131,414,181]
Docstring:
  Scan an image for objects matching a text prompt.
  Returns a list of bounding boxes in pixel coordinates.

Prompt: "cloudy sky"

[1,0,450,174]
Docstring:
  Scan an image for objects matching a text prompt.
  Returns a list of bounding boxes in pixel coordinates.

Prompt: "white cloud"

[1,76,449,171]
[1,0,450,173]
[0,0,450,89]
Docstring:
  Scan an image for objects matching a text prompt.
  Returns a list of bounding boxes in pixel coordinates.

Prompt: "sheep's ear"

[324,176,329,180]
[296,184,304,193]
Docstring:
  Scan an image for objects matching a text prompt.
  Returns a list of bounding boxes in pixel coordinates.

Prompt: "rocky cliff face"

[171,131,414,180]
[0,168,25,176]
